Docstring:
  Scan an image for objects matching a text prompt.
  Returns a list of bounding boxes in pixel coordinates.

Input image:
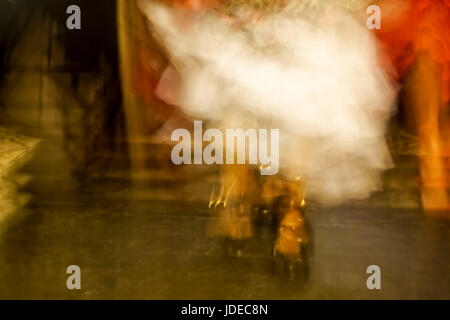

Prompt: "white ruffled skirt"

[139,0,397,204]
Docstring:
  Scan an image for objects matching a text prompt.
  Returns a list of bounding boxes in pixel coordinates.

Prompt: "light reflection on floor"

[0,136,449,299]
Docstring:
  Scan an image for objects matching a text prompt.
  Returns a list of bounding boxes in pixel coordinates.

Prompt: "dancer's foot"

[274,207,305,258]
[421,186,449,213]
[273,206,310,281]
[420,159,450,214]
[208,205,254,240]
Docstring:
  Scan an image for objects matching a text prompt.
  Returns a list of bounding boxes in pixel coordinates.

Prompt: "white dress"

[138,0,396,205]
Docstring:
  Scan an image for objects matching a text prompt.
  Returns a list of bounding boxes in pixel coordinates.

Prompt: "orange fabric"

[376,0,450,103]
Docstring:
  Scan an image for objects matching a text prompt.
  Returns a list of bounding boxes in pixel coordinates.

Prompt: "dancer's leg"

[403,53,449,212]
[209,164,257,240]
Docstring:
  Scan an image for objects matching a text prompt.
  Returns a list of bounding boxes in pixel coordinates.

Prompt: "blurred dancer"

[376,0,450,213]
[138,0,395,261]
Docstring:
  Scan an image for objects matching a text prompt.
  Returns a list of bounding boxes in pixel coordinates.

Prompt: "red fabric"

[376,0,450,102]
[167,0,220,10]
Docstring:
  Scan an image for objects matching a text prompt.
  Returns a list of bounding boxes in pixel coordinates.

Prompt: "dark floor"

[0,134,449,300]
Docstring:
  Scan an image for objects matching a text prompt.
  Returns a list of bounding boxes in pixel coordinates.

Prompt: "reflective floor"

[0,135,449,299]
